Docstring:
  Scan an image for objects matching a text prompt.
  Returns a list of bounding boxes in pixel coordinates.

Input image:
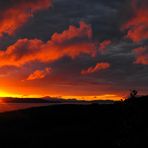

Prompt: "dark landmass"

[0,96,148,147]
[0,96,115,104]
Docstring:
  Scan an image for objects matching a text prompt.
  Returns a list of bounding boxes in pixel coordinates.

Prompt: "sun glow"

[0,90,21,98]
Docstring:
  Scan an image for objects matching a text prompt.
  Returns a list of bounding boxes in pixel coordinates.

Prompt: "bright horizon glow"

[0,90,41,98]
[0,90,122,100]
[0,91,22,98]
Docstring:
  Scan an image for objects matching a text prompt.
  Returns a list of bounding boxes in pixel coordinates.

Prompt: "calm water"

[0,103,50,113]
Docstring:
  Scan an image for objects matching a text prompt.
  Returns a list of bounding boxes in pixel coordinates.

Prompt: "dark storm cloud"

[17,0,125,41]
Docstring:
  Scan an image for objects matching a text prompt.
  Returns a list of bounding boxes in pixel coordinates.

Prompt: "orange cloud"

[134,47,148,65]
[0,38,44,66]
[27,67,52,81]
[0,0,52,36]
[51,21,92,44]
[0,22,108,67]
[121,0,148,43]
[81,62,110,75]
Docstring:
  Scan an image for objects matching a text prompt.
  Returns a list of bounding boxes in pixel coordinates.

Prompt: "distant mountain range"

[0,96,115,104]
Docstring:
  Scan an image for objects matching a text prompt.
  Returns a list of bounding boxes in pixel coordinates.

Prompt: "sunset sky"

[0,0,147,100]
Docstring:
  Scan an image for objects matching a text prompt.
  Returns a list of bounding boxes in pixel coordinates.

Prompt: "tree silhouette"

[130,90,138,98]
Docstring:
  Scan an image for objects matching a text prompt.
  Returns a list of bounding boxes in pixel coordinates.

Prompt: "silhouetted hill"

[0,95,147,147]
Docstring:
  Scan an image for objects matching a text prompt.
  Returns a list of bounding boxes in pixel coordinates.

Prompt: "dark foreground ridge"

[0,96,148,147]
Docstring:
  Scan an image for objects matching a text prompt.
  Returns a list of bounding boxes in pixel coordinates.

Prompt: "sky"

[0,0,147,100]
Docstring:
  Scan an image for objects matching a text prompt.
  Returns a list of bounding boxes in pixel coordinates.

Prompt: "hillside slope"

[0,96,148,147]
